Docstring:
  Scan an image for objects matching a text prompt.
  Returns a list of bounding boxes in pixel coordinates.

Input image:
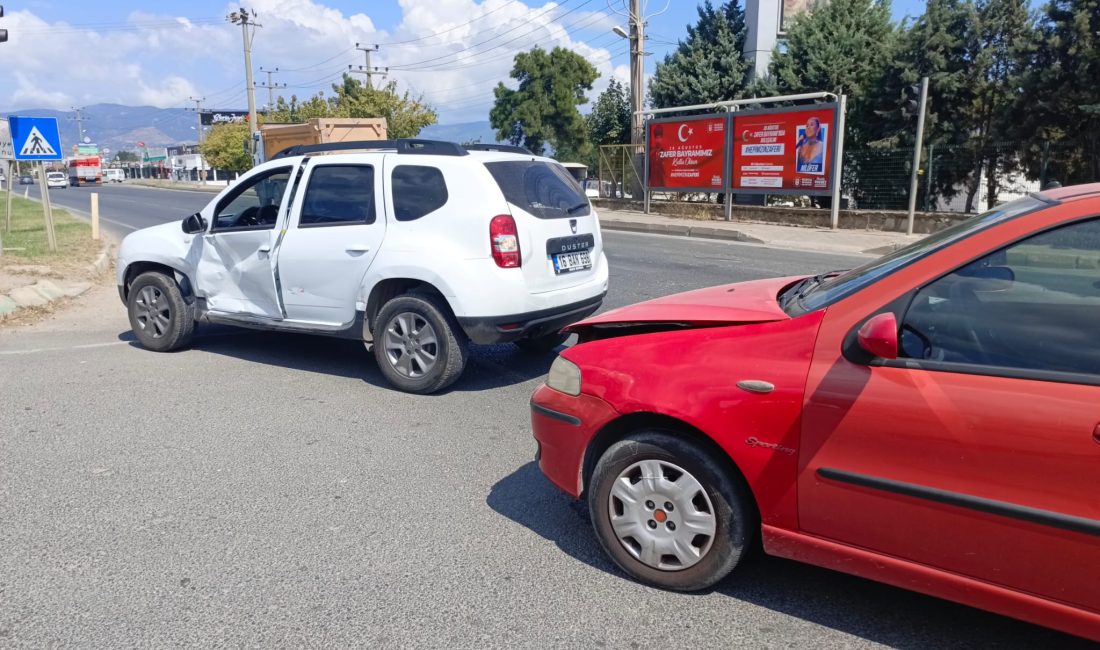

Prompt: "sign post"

[0,119,12,256]
[830,95,847,230]
[9,116,63,252]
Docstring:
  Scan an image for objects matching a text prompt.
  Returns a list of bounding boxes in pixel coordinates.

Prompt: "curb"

[0,245,108,321]
[87,245,111,275]
[129,181,224,194]
[600,219,766,245]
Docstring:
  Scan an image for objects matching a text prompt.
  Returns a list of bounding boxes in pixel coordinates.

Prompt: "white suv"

[116,139,609,393]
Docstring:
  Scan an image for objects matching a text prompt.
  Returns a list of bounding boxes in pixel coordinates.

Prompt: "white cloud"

[0,0,630,124]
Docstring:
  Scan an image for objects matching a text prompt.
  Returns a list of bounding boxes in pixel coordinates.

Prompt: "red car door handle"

[1093,423,1100,445]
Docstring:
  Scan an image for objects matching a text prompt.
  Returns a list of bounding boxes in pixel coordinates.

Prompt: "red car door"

[798,210,1100,612]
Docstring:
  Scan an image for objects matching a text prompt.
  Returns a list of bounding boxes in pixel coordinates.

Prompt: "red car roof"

[1038,182,1100,202]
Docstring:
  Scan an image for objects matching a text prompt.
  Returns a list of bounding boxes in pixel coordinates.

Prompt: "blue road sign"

[10,116,63,161]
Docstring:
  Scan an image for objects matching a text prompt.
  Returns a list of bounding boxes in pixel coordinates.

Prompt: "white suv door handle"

[345,245,371,253]
[258,244,271,253]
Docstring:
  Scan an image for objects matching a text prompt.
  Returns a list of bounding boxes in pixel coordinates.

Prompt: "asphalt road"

[0,186,1090,648]
[17,181,213,236]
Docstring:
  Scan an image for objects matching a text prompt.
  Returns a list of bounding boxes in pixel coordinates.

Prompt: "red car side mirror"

[857,313,898,360]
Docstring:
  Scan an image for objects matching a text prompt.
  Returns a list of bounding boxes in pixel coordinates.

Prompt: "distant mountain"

[420,121,498,145]
[2,104,497,157]
[2,103,196,156]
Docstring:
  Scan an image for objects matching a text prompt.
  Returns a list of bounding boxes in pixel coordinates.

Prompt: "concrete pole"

[241,19,259,153]
[628,0,644,150]
[906,77,929,236]
[190,96,205,143]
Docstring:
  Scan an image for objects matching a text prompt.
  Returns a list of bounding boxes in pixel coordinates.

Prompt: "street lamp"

[611,25,628,39]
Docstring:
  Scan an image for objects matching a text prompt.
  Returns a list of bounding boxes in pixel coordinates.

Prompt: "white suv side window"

[299,165,376,227]
[213,167,292,231]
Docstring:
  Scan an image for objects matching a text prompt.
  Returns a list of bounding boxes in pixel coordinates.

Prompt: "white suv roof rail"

[272,138,468,159]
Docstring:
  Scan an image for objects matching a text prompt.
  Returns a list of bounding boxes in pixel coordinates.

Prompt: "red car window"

[900,216,1100,378]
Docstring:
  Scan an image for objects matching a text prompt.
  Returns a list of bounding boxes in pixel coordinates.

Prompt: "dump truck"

[257,118,388,163]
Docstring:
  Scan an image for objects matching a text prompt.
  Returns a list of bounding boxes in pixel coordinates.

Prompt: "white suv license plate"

[553,250,592,274]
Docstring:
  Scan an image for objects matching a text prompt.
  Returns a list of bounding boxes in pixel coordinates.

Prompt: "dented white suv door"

[194,163,297,318]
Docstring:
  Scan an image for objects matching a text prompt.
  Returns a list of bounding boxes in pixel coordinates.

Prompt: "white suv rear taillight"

[490,214,521,268]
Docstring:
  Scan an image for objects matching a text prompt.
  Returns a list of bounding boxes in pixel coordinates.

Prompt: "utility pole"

[228,8,261,155]
[628,0,644,149]
[258,66,286,109]
[188,96,205,143]
[70,106,86,143]
[906,76,929,236]
[349,43,387,89]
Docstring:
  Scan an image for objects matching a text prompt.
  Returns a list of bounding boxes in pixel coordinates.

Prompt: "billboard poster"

[730,104,837,195]
[646,114,728,191]
[200,110,264,126]
[780,0,813,34]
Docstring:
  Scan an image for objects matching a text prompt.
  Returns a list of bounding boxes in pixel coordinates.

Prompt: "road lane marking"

[0,331,248,356]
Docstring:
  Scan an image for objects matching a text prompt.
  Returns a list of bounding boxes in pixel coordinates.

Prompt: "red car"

[531,184,1100,641]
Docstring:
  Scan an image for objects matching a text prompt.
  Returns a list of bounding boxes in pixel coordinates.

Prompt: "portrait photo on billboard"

[795,117,827,176]
[646,114,728,191]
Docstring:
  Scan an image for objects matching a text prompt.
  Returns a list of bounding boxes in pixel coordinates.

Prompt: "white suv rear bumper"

[453,253,609,344]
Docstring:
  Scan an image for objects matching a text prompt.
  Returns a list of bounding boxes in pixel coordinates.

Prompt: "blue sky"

[5,1,930,123]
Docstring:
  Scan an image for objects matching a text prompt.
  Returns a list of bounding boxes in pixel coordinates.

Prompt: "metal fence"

[602,141,1096,213]
[596,144,644,200]
[843,142,1092,213]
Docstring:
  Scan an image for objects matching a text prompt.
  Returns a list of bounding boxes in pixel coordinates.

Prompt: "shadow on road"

[487,462,1092,649]
[116,325,557,393]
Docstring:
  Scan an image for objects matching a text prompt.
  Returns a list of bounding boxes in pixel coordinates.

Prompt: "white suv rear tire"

[373,292,468,394]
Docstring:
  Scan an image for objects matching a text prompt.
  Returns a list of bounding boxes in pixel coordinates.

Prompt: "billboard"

[200,110,264,126]
[730,104,837,195]
[647,114,728,191]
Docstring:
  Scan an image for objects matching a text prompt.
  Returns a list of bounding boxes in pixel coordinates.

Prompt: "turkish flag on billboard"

[730,105,837,195]
[647,115,727,190]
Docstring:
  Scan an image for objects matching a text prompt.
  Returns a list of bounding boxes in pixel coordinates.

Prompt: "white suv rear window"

[484,161,590,219]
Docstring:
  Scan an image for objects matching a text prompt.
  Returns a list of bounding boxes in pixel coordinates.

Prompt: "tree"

[864,0,978,205]
[1014,0,1100,185]
[265,93,333,124]
[489,46,599,159]
[114,151,139,163]
[587,79,631,146]
[649,1,750,108]
[264,74,438,139]
[199,122,252,172]
[965,0,1033,209]
[770,0,896,146]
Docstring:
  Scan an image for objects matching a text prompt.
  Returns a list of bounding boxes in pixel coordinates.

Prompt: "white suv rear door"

[274,157,386,326]
[482,159,602,294]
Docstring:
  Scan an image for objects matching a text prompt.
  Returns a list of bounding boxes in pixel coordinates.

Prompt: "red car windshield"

[784,195,1051,316]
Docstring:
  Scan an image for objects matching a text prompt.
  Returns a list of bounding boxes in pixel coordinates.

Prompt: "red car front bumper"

[530,383,619,497]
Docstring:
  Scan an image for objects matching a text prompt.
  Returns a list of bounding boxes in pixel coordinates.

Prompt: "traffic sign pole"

[6,161,13,233]
[36,163,57,252]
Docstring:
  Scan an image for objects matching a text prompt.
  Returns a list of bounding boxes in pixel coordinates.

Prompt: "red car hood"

[567,275,798,336]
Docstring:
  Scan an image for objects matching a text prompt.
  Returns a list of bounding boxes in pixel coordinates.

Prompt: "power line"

[19,17,225,35]
[390,0,593,70]
[393,7,607,72]
[278,46,358,72]
[380,0,527,46]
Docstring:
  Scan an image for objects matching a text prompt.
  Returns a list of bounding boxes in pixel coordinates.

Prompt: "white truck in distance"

[116,139,609,393]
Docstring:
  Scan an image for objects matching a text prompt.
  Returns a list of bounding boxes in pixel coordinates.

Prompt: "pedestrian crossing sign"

[9,116,63,161]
